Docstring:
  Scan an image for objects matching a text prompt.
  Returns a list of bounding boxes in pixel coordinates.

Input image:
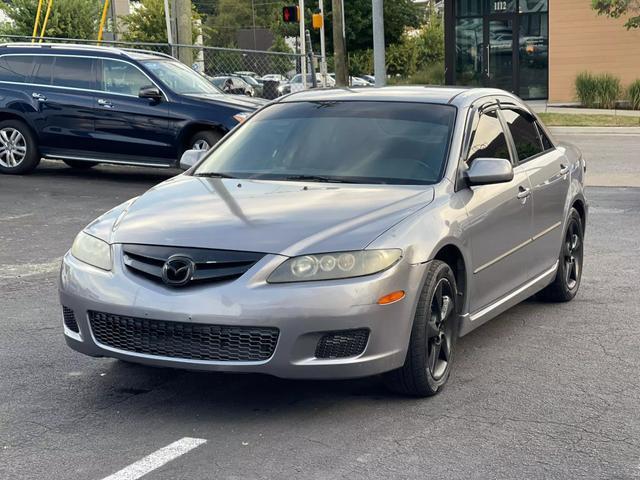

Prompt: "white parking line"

[100,437,207,480]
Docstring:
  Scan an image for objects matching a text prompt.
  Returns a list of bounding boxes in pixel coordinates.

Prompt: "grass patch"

[538,112,640,127]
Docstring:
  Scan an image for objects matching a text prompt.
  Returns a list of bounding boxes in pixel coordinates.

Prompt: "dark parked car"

[0,43,265,175]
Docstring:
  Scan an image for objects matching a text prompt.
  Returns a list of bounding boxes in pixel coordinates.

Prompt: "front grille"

[62,306,79,333]
[89,311,279,362]
[315,329,369,359]
[122,244,265,287]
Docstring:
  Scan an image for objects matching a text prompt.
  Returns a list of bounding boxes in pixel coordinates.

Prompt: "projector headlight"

[70,232,112,271]
[267,249,402,283]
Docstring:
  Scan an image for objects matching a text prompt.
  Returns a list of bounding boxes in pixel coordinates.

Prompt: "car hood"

[89,176,434,256]
[183,93,267,109]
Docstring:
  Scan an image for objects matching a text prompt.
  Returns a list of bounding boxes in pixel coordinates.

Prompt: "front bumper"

[59,246,427,379]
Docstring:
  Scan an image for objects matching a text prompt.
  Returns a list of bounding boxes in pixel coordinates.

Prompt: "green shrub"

[388,62,445,86]
[628,80,640,110]
[575,72,621,109]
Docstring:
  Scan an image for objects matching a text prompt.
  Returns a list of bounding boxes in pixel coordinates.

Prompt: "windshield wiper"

[194,172,237,179]
[284,174,353,183]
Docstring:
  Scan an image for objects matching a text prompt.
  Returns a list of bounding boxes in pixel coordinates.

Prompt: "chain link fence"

[0,35,315,99]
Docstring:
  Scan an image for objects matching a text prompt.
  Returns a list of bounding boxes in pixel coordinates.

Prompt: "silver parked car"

[59,87,587,396]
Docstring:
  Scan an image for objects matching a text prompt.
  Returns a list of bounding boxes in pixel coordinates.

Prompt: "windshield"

[141,60,221,95]
[193,101,456,185]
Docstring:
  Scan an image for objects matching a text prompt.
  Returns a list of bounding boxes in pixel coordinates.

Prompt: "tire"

[63,159,98,169]
[384,260,460,397]
[187,129,223,154]
[537,208,584,302]
[0,119,40,175]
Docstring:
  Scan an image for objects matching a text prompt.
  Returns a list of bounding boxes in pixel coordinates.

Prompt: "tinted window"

[101,60,152,96]
[32,56,54,85]
[194,101,456,185]
[0,55,35,82]
[467,111,510,164]
[52,57,95,89]
[537,124,553,150]
[501,109,543,161]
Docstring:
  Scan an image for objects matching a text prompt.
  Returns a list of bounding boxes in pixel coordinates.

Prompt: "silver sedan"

[59,87,587,397]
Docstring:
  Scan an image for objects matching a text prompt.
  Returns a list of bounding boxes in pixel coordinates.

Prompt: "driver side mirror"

[179,149,207,170]
[465,158,514,186]
[139,86,163,101]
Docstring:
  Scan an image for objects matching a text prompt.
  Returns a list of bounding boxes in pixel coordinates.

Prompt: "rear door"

[501,107,570,276]
[463,107,535,313]
[92,58,173,165]
[29,55,98,156]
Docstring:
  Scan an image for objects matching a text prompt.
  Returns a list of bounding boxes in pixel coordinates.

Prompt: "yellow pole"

[97,0,110,44]
[31,0,45,43]
[38,0,54,43]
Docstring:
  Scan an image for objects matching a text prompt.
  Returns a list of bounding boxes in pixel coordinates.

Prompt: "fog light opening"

[377,290,405,305]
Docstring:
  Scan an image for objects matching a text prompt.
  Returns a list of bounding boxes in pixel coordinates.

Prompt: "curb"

[550,126,640,135]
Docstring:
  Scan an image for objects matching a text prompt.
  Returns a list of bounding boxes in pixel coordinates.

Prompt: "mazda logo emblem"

[161,255,195,287]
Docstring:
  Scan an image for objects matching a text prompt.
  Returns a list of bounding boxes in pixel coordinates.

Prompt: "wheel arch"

[432,243,468,316]
[0,111,39,141]
[571,197,587,233]
[179,122,227,152]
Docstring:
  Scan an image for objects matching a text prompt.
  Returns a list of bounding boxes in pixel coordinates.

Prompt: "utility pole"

[372,0,386,87]
[332,0,348,86]
[319,0,327,86]
[163,0,174,49]
[299,0,307,88]
[175,0,193,66]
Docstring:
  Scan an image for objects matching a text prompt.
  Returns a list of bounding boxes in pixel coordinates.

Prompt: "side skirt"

[458,261,558,337]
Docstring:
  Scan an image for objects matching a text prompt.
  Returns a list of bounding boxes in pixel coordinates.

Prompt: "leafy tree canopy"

[592,0,640,29]
[0,0,101,38]
[120,0,199,43]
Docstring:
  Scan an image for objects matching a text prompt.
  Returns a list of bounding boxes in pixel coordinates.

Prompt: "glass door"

[484,17,516,92]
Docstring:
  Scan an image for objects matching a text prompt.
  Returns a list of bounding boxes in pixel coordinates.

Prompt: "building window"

[519,0,548,13]
[519,13,548,98]
[455,0,482,17]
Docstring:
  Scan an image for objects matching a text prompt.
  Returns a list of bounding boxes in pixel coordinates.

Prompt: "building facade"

[444,0,640,103]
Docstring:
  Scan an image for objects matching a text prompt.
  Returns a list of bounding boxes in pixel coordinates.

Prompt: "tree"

[120,0,200,43]
[0,0,101,39]
[592,0,640,29]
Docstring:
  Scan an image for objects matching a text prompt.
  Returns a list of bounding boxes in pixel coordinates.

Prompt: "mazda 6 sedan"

[59,87,587,396]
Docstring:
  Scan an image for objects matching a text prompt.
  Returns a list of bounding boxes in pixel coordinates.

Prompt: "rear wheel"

[537,208,584,302]
[384,260,459,397]
[0,120,40,175]
[63,159,98,169]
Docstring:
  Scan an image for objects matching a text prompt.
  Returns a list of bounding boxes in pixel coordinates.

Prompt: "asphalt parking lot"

[1,132,639,480]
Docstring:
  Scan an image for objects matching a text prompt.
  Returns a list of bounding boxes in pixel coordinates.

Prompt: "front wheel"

[187,130,223,154]
[0,120,40,175]
[537,208,584,302]
[384,260,459,397]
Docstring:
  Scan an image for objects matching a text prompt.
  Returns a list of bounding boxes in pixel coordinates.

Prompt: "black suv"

[0,43,265,174]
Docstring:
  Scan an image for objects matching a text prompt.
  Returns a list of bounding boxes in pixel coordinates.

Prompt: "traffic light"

[282,6,299,23]
[312,13,323,30]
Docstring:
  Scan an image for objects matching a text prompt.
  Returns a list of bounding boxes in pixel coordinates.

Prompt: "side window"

[31,57,54,85]
[52,56,95,90]
[467,110,511,164]
[536,124,554,150]
[0,55,35,82]
[501,109,544,162]
[101,60,153,96]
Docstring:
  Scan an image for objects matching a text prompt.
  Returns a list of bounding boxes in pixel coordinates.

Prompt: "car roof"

[277,86,521,108]
[0,43,174,61]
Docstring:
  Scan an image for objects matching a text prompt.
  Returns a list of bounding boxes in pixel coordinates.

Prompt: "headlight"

[70,232,112,271]
[268,249,402,283]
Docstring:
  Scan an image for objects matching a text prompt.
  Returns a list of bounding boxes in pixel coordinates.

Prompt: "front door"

[483,16,516,93]
[92,59,173,165]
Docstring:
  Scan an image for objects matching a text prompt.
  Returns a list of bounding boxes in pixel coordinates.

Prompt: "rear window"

[194,101,456,185]
[0,55,35,82]
[51,56,95,90]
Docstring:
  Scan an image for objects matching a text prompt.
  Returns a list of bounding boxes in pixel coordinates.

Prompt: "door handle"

[560,164,570,175]
[97,99,113,108]
[32,92,47,102]
[517,186,531,200]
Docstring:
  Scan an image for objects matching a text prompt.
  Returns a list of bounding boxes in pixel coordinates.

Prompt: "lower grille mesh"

[62,306,79,333]
[315,329,369,359]
[88,311,279,362]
